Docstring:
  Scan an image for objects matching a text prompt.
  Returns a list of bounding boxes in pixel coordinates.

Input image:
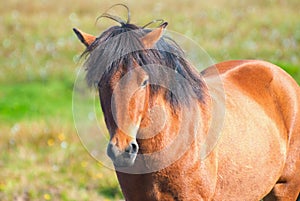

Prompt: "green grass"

[0,0,299,200]
[0,122,122,201]
[0,78,73,123]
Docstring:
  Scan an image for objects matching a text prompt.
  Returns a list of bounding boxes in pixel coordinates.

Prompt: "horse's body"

[74,10,300,200]
[115,60,300,201]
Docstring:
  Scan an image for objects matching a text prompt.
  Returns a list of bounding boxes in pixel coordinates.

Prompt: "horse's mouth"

[107,145,137,167]
[111,152,137,167]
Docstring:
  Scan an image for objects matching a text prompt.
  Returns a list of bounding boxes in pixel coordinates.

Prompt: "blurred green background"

[0,0,299,200]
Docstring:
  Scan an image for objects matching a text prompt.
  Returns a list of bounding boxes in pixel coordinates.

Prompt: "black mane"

[82,20,206,108]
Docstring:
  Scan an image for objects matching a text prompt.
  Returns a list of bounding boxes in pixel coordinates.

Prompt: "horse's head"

[74,22,168,167]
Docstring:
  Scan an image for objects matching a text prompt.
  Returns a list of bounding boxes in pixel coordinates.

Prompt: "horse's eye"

[141,79,148,87]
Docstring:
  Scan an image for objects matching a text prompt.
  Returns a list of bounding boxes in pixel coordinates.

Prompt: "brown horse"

[73,13,300,201]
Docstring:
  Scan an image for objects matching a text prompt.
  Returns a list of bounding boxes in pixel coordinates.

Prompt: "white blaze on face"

[111,66,149,139]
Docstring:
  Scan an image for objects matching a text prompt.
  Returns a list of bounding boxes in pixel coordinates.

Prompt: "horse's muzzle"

[107,140,139,167]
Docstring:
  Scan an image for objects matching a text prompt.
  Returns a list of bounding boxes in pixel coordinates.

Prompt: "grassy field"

[0,0,299,200]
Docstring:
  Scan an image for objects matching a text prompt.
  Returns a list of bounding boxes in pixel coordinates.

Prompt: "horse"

[73,10,300,201]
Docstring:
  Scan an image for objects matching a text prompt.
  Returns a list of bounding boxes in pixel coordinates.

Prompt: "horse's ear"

[73,28,96,47]
[141,22,168,49]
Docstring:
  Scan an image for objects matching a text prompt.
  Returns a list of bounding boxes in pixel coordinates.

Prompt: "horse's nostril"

[125,141,139,154]
[131,142,138,153]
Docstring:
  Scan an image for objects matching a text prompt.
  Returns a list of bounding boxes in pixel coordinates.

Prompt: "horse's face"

[73,23,168,167]
[100,63,150,167]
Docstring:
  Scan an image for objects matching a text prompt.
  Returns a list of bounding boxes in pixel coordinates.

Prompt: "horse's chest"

[143,165,213,201]
[146,176,200,201]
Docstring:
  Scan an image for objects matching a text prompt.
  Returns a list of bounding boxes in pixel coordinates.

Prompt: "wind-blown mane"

[82,15,206,108]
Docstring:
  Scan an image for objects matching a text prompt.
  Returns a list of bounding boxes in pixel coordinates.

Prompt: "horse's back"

[202,60,300,200]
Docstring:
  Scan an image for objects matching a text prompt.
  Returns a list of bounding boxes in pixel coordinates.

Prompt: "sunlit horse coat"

[74,15,300,201]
